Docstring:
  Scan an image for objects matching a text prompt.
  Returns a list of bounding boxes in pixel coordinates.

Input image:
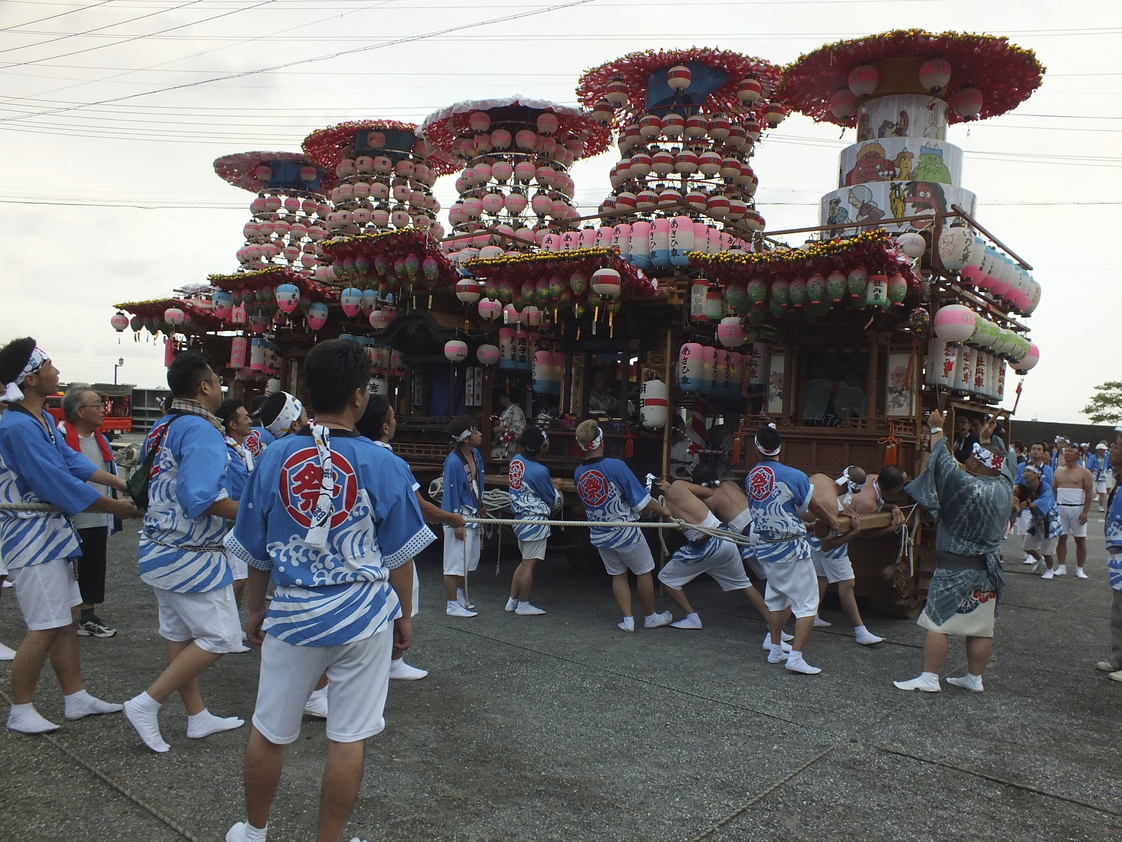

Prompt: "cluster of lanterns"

[427,105,598,255]
[828,58,983,121]
[932,303,1037,369]
[676,341,769,398]
[701,266,913,327]
[321,134,445,238]
[936,227,1040,315]
[324,245,443,303]
[236,187,332,274]
[228,336,281,376]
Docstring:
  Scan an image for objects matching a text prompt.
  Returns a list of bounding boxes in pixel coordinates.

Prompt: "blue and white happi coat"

[574,457,652,549]
[743,460,813,564]
[508,455,561,542]
[139,414,232,593]
[1107,487,1122,592]
[227,428,434,647]
[0,406,100,569]
[442,447,484,528]
[1027,483,1062,540]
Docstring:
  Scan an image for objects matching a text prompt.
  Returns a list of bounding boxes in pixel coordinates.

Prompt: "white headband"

[266,392,303,437]
[578,428,603,452]
[453,426,476,443]
[754,423,780,457]
[971,442,1005,472]
[835,466,866,494]
[2,347,48,403]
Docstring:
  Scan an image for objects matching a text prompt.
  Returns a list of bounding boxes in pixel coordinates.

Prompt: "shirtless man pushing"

[1053,444,1093,579]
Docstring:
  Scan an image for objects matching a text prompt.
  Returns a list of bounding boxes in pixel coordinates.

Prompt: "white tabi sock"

[767,643,788,663]
[64,688,123,720]
[785,650,822,675]
[893,671,941,692]
[670,612,702,629]
[187,708,245,739]
[124,692,169,753]
[946,673,984,692]
[226,821,268,842]
[7,702,60,734]
[505,596,518,612]
[618,616,635,632]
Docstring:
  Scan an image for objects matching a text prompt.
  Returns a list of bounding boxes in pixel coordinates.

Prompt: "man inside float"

[805,466,884,646]
[653,463,792,654]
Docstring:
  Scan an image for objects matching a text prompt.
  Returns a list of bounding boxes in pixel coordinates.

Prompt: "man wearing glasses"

[58,386,120,638]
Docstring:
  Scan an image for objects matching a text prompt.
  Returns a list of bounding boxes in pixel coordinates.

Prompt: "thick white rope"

[0,502,62,513]
[461,514,756,547]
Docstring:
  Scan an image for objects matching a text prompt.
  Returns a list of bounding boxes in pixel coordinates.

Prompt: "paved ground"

[1,515,1120,842]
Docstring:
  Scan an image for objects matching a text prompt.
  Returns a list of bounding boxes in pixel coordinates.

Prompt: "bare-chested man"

[657,463,791,651]
[1053,444,1093,578]
[807,467,883,645]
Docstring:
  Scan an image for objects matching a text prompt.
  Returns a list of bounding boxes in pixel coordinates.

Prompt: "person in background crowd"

[587,367,619,417]
[1096,430,1122,683]
[1011,441,1027,467]
[574,420,673,632]
[245,395,273,458]
[442,416,485,618]
[1088,442,1112,514]
[0,339,139,734]
[58,385,120,639]
[124,352,244,753]
[491,392,526,461]
[1053,443,1093,579]
[216,398,254,614]
[1015,442,1054,565]
[226,339,434,842]
[506,426,562,616]
[260,391,307,441]
[357,395,466,680]
[895,411,1012,694]
[952,413,979,464]
[1019,465,1062,578]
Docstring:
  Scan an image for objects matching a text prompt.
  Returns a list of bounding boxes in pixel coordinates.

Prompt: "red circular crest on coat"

[508,460,525,491]
[279,447,357,529]
[577,469,610,507]
[747,466,775,501]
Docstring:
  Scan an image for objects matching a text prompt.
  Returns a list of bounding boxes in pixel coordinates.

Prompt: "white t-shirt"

[71,433,113,530]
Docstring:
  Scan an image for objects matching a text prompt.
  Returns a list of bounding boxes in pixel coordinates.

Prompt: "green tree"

[1083,381,1122,424]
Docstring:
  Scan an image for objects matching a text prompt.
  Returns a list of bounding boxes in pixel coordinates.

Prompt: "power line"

[0,0,113,33]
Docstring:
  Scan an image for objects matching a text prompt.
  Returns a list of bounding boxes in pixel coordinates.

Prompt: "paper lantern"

[456,279,482,303]
[111,311,129,332]
[476,343,500,366]
[761,104,788,128]
[592,99,614,125]
[640,379,668,429]
[896,232,926,259]
[677,342,704,393]
[212,294,233,321]
[937,227,976,273]
[737,77,763,104]
[866,274,889,310]
[789,277,808,308]
[747,278,768,307]
[952,87,983,120]
[591,268,622,298]
[828,89,857,120]
[164,307,185,326]
[934,304,976,344]
[274,283,300,314]
[848,65,879,97]
[369,308,393,331]
[536,112,559,134]
[806,274,826,306]
[717,316,746,348]
[919,58,952,92]
[771,277,790,309]
[824,272,847,302]
[666,64,692,92]
[307,301,328,330]
[444,339,469,363]
[1015,343,1039,372]
[341,287,363,317]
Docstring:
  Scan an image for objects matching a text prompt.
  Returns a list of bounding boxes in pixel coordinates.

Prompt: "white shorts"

[812,549,855,584]
[227,551,248,582]
[760,557,820,618]
[658,539,751,592]
[517,537,548,560]
[1057,506,1088,537]
[153,585,243,654]
[252,625,392,745]
[1023,532,1059,555]
[443,525,481,576]
[597,539,655,576]
[1095,480,1108,495]
[8,559,81,631]
[1013,509,1032,537]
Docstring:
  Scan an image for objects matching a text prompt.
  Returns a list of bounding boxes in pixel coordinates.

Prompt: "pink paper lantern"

[933,304,976,344]
[919,58,952,92]
[848,65,879,97]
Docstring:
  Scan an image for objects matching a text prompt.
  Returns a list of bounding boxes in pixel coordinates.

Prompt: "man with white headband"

[442,415,486,618]
[226,339,433,842]
[894,410,1013,693]
[806,465,884,645]
[746,424,842,675]
[0,338,140,734]
[124,352,245,753]
[574,419,673,632]
[260,391,308,440]
[1053,443,1093,579]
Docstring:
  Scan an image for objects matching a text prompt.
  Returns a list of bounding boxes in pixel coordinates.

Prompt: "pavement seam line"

[873,744,1122,819]
[0,688,202,842]
[684,745,840,842]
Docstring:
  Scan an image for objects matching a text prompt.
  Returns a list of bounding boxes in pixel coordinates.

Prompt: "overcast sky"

[0,0,1116,423]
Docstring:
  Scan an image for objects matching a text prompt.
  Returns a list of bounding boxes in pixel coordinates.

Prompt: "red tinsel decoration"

[212,151,337,193]
[301,119,459,176]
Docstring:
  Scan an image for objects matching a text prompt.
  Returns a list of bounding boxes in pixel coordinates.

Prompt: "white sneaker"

[1076,568,1090,579]
[456,591,475,610]
[446,602,478,618]
[504,597,518,612]
[644,610,674,629]
[1054,565,1067,577]
[389,660,428,681]
[893,674,941,692]
[813,615,832,628]
[1022,555,1035,565]
[0,642,16,661]
[1041,569,1055,580]
[670,614,702,630]
[1030,559,1044,575]
[515,603,546,616]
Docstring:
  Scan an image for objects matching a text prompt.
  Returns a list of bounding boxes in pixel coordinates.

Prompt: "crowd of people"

[1,335,1121,841]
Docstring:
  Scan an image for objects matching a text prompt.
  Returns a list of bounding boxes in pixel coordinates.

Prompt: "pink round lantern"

[933,304,976,344]
[515,129,537,149]
[369,308,393,331]
[476,343,500,365]
[468,111,490,132]
[164,307,185,327]
[299,165,317,182]
[490,128,512,149]
[1014,343,1039,373]
[717,316,745,348]
[536,112,559,134]
[848,65,879,97]
[274,283,300,314]
[919,58,952,92]
[307,302,328,331]
[951,87,983,120]
[340,287,363,317]
[110,311,129,332]
[478,298,501,322]
[254,165,272,182]
[444,339,469,363]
